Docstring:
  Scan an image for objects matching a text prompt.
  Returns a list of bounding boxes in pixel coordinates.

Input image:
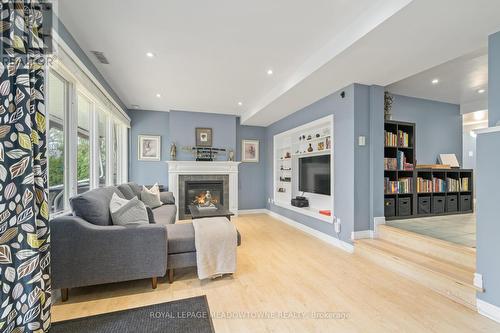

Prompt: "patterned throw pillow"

[109,193,149,226]
[141,183,162,208]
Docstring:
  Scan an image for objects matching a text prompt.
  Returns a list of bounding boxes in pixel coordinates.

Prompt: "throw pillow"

[141,183,162,208]
[109,193,149,226]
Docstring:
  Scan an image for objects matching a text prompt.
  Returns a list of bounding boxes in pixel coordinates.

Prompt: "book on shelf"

[384,158,397,171]
[447,178,460,192]
[417,177,433,193]
[461,177,470,191]
[384,131,398,146]
[384,177,413,194]
[397,151,414,170]
[398,130,410,147]
[432,177,446,193]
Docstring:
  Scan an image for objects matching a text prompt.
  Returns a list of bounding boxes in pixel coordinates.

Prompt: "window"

[47,52,129,216]
[98,111,107,187]
[48,72,68,214]
[77,94,91,194]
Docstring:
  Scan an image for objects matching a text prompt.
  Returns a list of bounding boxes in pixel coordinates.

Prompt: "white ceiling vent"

[91,51,110,64]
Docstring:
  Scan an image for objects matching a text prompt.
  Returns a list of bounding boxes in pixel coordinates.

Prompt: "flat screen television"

[299,155,331,195]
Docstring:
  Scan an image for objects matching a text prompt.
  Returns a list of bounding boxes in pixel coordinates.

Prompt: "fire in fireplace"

[185,180,224,213]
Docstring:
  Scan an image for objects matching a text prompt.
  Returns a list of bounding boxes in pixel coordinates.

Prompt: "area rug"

[50,295,215,333]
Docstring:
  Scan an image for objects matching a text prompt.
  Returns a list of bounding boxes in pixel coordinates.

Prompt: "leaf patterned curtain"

[0,1,51,332]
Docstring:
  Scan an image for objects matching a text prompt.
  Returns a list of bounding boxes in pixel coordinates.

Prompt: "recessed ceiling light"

[477,89,486,94]
[146,52,155,58]
[156,93,161,98]
[238,102,243,106]
[267,69,273,75]
[431,79,439,85]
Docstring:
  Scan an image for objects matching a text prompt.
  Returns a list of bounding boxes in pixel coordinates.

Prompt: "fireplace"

[185,180,224,214]
[177,174,230,219]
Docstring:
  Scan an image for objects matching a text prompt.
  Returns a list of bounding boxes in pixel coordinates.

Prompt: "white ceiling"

[387,48,488,107]
[57,0,411,117]
[57,0,500,126]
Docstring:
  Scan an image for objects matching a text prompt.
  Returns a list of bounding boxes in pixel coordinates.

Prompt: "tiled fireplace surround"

[179,174,230,219]
[166,161,241,220]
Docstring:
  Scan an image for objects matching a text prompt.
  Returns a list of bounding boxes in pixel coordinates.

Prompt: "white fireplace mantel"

[166,161,241,219]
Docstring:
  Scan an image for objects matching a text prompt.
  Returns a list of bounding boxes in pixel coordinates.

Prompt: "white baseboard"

[351,230,374,240]
[266,211,354,253]
[477,298,500,323]
[373,216,386,238]
[238,209,268,215]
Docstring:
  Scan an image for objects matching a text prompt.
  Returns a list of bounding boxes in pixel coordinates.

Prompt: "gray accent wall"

[476,30,500,309]
[490,31,500,127]
[370,86,385,226]
[388,94,462,165]
[128,110,170,186]
[476,131,500,308]
[236,121,267,210]
[354,85,371,232]
[169,111,237,161]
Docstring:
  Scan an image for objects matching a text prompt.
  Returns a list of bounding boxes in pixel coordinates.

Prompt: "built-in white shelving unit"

[273,115,334,223]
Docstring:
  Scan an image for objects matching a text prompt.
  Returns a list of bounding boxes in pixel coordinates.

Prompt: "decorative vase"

[307,143,313,152]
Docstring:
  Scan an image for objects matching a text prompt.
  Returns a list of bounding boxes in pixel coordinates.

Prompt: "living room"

[2,1,500,332]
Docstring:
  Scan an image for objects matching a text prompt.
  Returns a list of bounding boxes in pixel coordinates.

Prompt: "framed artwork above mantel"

[196,127,213,147]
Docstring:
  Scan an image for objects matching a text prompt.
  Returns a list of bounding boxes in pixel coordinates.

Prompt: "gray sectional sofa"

[51,182,241,302]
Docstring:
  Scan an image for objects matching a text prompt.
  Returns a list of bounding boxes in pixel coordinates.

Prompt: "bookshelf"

[384,121,416,219]
[383,120,474,220]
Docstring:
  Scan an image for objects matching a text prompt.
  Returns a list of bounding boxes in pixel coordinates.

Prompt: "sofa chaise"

[51,182,241,301]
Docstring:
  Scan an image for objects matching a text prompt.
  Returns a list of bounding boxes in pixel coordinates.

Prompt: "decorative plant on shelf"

[384,91,394,120]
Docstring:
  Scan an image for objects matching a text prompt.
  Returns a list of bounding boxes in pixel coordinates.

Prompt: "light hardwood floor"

[52,214,499,332]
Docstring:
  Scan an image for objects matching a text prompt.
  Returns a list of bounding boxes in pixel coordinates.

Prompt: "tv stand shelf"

[274,201,333,223]
[273,115,334,222]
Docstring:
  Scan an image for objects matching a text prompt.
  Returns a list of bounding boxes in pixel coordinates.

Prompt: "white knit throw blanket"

[192,217,237,279]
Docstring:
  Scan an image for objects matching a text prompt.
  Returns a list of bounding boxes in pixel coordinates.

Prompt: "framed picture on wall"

[242,139,259,163]
[138,135,161,161]
[195,127,213,147]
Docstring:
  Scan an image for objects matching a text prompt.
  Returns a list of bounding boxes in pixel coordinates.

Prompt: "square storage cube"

[432,196,445,214]
[398,197,412,216]
[446,195,458,212]
[418,196,431,214]
[384,198,395,217]
[460,195,472,211]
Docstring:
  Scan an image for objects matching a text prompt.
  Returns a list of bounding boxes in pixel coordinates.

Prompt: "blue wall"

[389,94,462,165]
[489,31,500,127]
[266,85,356,243]
[236,121,267,210]
[354,85,372,232]
[128,109,265,209]
[128,110,170,186]
[169,111,237,161]
[476,131,500,308]
[476,30,500,310]
[370,86,385,226]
